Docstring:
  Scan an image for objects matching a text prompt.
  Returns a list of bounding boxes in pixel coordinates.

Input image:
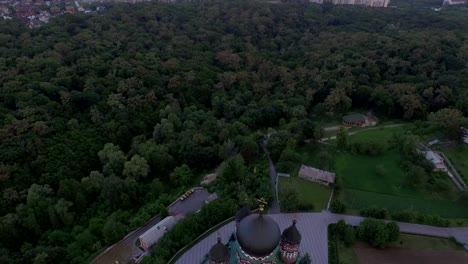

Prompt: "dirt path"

[320,124,407,142]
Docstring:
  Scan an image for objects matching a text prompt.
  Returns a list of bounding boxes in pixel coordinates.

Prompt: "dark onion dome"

[282,219,301,244]
[236,214,281,257]
[209,237,229,262]
[235,203,251,223]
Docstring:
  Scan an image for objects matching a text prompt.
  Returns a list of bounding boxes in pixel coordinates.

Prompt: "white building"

[137,215,182,251]
[463,128,468,144]
[443,0,468,5]
[424,151,447,172]
[298,165,336,186]
[309,0,390,7]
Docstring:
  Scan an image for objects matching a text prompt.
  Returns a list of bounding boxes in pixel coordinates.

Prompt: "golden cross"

[256,197,267,213]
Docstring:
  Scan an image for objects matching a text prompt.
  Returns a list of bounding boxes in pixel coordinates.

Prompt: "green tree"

[102,218,126,245]
[281,185,300,212]
[386,221,400,242]
[336,127,349,150]
[170,164,193,187]
[98,143,126,176]
[324,88,352,114]
[123,154,150,179]
[428,108,465,141]
[330,200,346,214]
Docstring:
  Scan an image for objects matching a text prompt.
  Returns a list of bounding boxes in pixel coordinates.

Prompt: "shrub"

[358,218,391,248]
[350,141,386,156]
[391,210,449,227]
[330,200,346,214]
[342,226,356,247]
[360,207,387,219]
[386,221,400,242]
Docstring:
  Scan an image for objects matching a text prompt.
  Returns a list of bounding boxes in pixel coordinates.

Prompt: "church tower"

[280,219,302,264]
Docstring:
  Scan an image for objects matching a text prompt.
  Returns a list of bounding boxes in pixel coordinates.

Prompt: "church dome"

[208,237,229,262]
[236,213,281,257]
[282,219,301,244]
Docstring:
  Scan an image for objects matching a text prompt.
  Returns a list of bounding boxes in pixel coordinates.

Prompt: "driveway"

[91,188,213,264]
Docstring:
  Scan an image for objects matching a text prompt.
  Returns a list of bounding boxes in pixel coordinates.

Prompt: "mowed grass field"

[278,176,332,211]
[334,127,468,218]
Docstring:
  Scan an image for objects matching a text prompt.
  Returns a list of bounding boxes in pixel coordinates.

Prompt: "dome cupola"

[280,219,302,264]
[235,198,281,258]
[208,235,229,264]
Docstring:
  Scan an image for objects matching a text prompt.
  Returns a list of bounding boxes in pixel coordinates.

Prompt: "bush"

[391,210,449,227]
[342,225,356,247]
[298,201,315,212]
[358,218,392,248]
[330,200,346,213]
[360,207,387,219]
[350,141,386,156]
[386,221,400,242]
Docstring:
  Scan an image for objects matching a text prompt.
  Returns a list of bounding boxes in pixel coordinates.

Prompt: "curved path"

[91,188,214,264]
[176,211,468,264]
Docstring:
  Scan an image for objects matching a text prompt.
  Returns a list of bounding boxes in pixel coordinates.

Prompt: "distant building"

[462,128,468,145]
[428,139,440,147]
[424,151,447,172]
[443,0,468,5]
[309,0,390,7]
[342,113,367,127]
[298,165,336,186]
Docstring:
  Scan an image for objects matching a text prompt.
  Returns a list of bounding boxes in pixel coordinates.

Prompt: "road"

[175,211,468,264]
[91,188,214,264]
[260,135,280,214]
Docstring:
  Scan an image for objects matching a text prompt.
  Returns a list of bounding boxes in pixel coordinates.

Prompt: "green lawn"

[341,188,468,218]
[441,145,468,183]
[348,126,405,143]
[278,176,332,211]
[335,151,411,196]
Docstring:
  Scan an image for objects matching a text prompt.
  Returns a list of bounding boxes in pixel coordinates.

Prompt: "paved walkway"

[176,212,468,264]
[91,188,213,264]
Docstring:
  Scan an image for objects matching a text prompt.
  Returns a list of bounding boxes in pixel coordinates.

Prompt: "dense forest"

[1,1,468,263]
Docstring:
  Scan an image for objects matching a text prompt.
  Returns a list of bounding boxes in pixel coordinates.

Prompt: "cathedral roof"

[282,219,301,244]
[236,213,281,257]
[208,236,229,262]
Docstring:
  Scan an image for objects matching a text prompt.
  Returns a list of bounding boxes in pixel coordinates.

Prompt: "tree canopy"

[0,1,468,263]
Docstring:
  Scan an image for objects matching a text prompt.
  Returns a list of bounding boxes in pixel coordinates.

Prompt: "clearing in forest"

[334,127,467,217]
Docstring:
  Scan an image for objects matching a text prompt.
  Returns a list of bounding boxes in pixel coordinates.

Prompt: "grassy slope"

[278,176,332,211]
[441,145,468,183]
